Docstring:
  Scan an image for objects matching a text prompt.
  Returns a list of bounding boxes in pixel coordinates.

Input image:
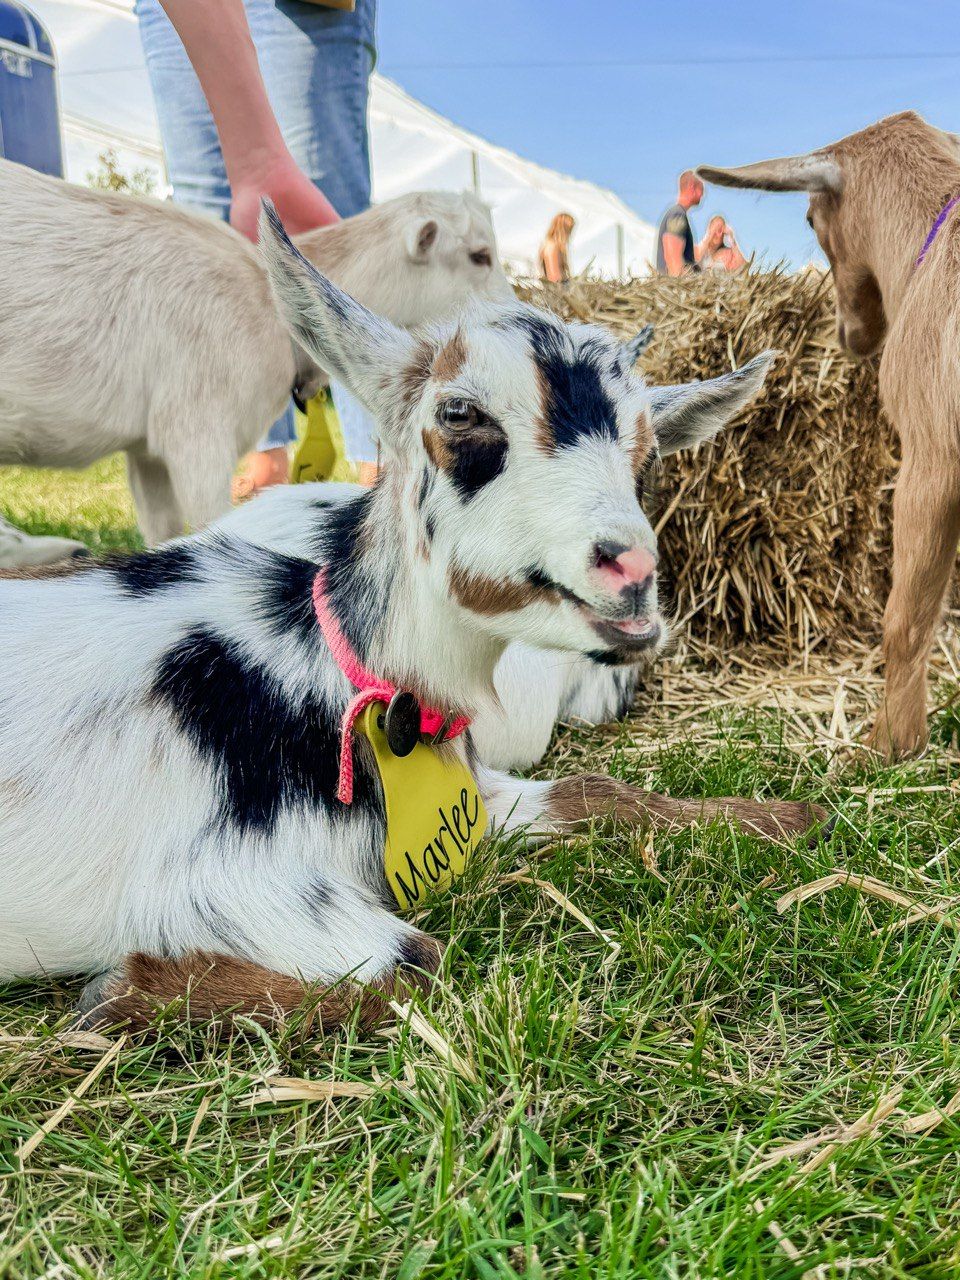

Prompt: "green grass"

[4,466,960,1278]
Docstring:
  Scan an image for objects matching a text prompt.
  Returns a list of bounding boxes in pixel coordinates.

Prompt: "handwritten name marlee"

[392,786,482,908]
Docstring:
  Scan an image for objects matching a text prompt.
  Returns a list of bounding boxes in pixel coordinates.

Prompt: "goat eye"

[806,212,814,228]
[438,398,476,427]
[469,249,492,267]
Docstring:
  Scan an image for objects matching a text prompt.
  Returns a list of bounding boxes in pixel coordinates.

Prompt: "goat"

[699,111,960,760]
[0,205,823,1031]
[0,158,510,551]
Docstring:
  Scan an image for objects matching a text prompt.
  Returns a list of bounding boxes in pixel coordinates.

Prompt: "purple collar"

[915,194,960,268]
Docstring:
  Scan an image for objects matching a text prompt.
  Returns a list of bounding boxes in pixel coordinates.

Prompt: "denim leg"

[133,0,232,218]
[262,0,376,220]
[263,1,378,458]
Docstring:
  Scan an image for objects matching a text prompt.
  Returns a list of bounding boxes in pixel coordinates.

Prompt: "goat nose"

[593,540,657,592]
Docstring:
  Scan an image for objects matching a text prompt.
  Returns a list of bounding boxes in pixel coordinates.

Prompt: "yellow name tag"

[356,702,487,912]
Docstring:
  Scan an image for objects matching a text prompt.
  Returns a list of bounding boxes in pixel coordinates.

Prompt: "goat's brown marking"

[422,426,454,474]
[448,562,560,616]
[0,776,35,805]
[533,362,556,455]
[397,340,434,418]
[75,944,443,1034]
[431,329,467,382]
[632,410,656,476]
[545,773,825,841]
[0,559,96,581]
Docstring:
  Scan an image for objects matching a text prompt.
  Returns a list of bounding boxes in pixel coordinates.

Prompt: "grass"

[4,464,960,1278]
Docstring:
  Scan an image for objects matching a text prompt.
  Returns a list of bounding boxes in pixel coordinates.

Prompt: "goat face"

[390,191,514,326]
[805,192,887,358]
[260,201,772,665]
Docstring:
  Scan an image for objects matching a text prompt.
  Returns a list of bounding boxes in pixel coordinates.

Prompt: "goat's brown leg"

[543,775,825,841]
[74,941,442,1034]
[866,450,960,761]
[484,771,825,842]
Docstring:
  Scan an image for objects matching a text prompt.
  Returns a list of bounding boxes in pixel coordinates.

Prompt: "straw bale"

[517,268,894,653]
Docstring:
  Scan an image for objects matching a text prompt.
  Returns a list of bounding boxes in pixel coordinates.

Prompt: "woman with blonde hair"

[697,214,747,272]
[538,211,575,283]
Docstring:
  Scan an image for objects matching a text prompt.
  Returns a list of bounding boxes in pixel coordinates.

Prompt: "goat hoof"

[71,967,130,1031]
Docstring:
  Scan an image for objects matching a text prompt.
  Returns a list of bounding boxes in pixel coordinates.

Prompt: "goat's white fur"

[0,158,510,553]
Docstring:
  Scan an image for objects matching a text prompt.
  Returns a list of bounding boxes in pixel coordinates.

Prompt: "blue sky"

[378,0,960,270]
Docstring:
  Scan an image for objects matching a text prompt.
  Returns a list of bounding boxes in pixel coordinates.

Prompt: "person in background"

[538,211,575,283]
[654,170,703,276]
[135,0,376,498]
[697,214,747,272]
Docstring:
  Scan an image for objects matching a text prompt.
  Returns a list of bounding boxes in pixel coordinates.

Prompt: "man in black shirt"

[655,170,704,275]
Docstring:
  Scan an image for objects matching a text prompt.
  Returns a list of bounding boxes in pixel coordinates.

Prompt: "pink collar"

[312,571,470,804]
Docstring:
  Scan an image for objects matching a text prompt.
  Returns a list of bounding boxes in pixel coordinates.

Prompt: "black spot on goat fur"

[304,876,334,920]
[151,626,380,837]
[109,544,201,597]
[586,648,623,667]
[449,431,508,499]
[254,551,318,652]
[315,491,386,659]
[510,312,619,451]
[396,933,440,974]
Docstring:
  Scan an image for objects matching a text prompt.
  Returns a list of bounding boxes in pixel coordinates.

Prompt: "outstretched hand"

[230,156,340,242]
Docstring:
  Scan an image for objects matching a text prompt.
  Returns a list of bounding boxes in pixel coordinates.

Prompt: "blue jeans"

[135,0,376,449]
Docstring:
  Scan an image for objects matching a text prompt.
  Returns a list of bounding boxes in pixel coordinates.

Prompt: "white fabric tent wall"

[28,0,655,277]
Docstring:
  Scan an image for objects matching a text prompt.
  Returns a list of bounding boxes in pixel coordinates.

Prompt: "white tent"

[28,0,655,276]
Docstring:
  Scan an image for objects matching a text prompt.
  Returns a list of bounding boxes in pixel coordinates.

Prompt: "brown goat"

[699,111,960,760]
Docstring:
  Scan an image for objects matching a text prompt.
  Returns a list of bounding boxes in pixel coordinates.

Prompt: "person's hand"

[230,152,340,242]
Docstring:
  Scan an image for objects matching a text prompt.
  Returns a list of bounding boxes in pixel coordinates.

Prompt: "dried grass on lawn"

[517,267,894,656]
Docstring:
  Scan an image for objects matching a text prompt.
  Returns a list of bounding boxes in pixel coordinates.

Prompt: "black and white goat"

[0,206,821,1030]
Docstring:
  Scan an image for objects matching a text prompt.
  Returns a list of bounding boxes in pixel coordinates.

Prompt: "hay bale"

[517,269,894,654]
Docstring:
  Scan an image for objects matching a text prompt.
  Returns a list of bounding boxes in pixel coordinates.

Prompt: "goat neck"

[852,135,960,320]
[318,467,503,721]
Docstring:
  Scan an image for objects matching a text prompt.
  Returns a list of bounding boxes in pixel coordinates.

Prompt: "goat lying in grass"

[0,206,823,1031]
[0,158,509,550]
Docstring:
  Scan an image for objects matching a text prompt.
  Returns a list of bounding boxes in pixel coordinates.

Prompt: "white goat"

[0,158,510,550]
[0,206,821,1030]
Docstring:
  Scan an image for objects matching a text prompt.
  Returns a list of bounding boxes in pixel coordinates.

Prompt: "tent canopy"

[29,0,655,276]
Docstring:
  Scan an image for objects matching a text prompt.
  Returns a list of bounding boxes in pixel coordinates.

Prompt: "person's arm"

[158,0,339,240]
[661,233,687,277]
[725,241,747,271]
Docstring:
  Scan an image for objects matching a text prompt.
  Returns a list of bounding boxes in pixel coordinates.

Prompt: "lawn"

[3,463,960,1279]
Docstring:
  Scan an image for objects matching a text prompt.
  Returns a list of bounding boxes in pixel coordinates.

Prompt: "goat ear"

[649,351,775,456]
[406,219,439,262]
[697,155,841,194]
[259,200,415,430]
[618,324,654,371]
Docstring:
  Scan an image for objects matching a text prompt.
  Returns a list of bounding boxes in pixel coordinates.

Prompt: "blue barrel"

[0,1,62,177]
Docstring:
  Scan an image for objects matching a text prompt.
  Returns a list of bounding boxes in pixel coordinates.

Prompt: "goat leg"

[73,939,442,1034]
[481,768,825,843]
